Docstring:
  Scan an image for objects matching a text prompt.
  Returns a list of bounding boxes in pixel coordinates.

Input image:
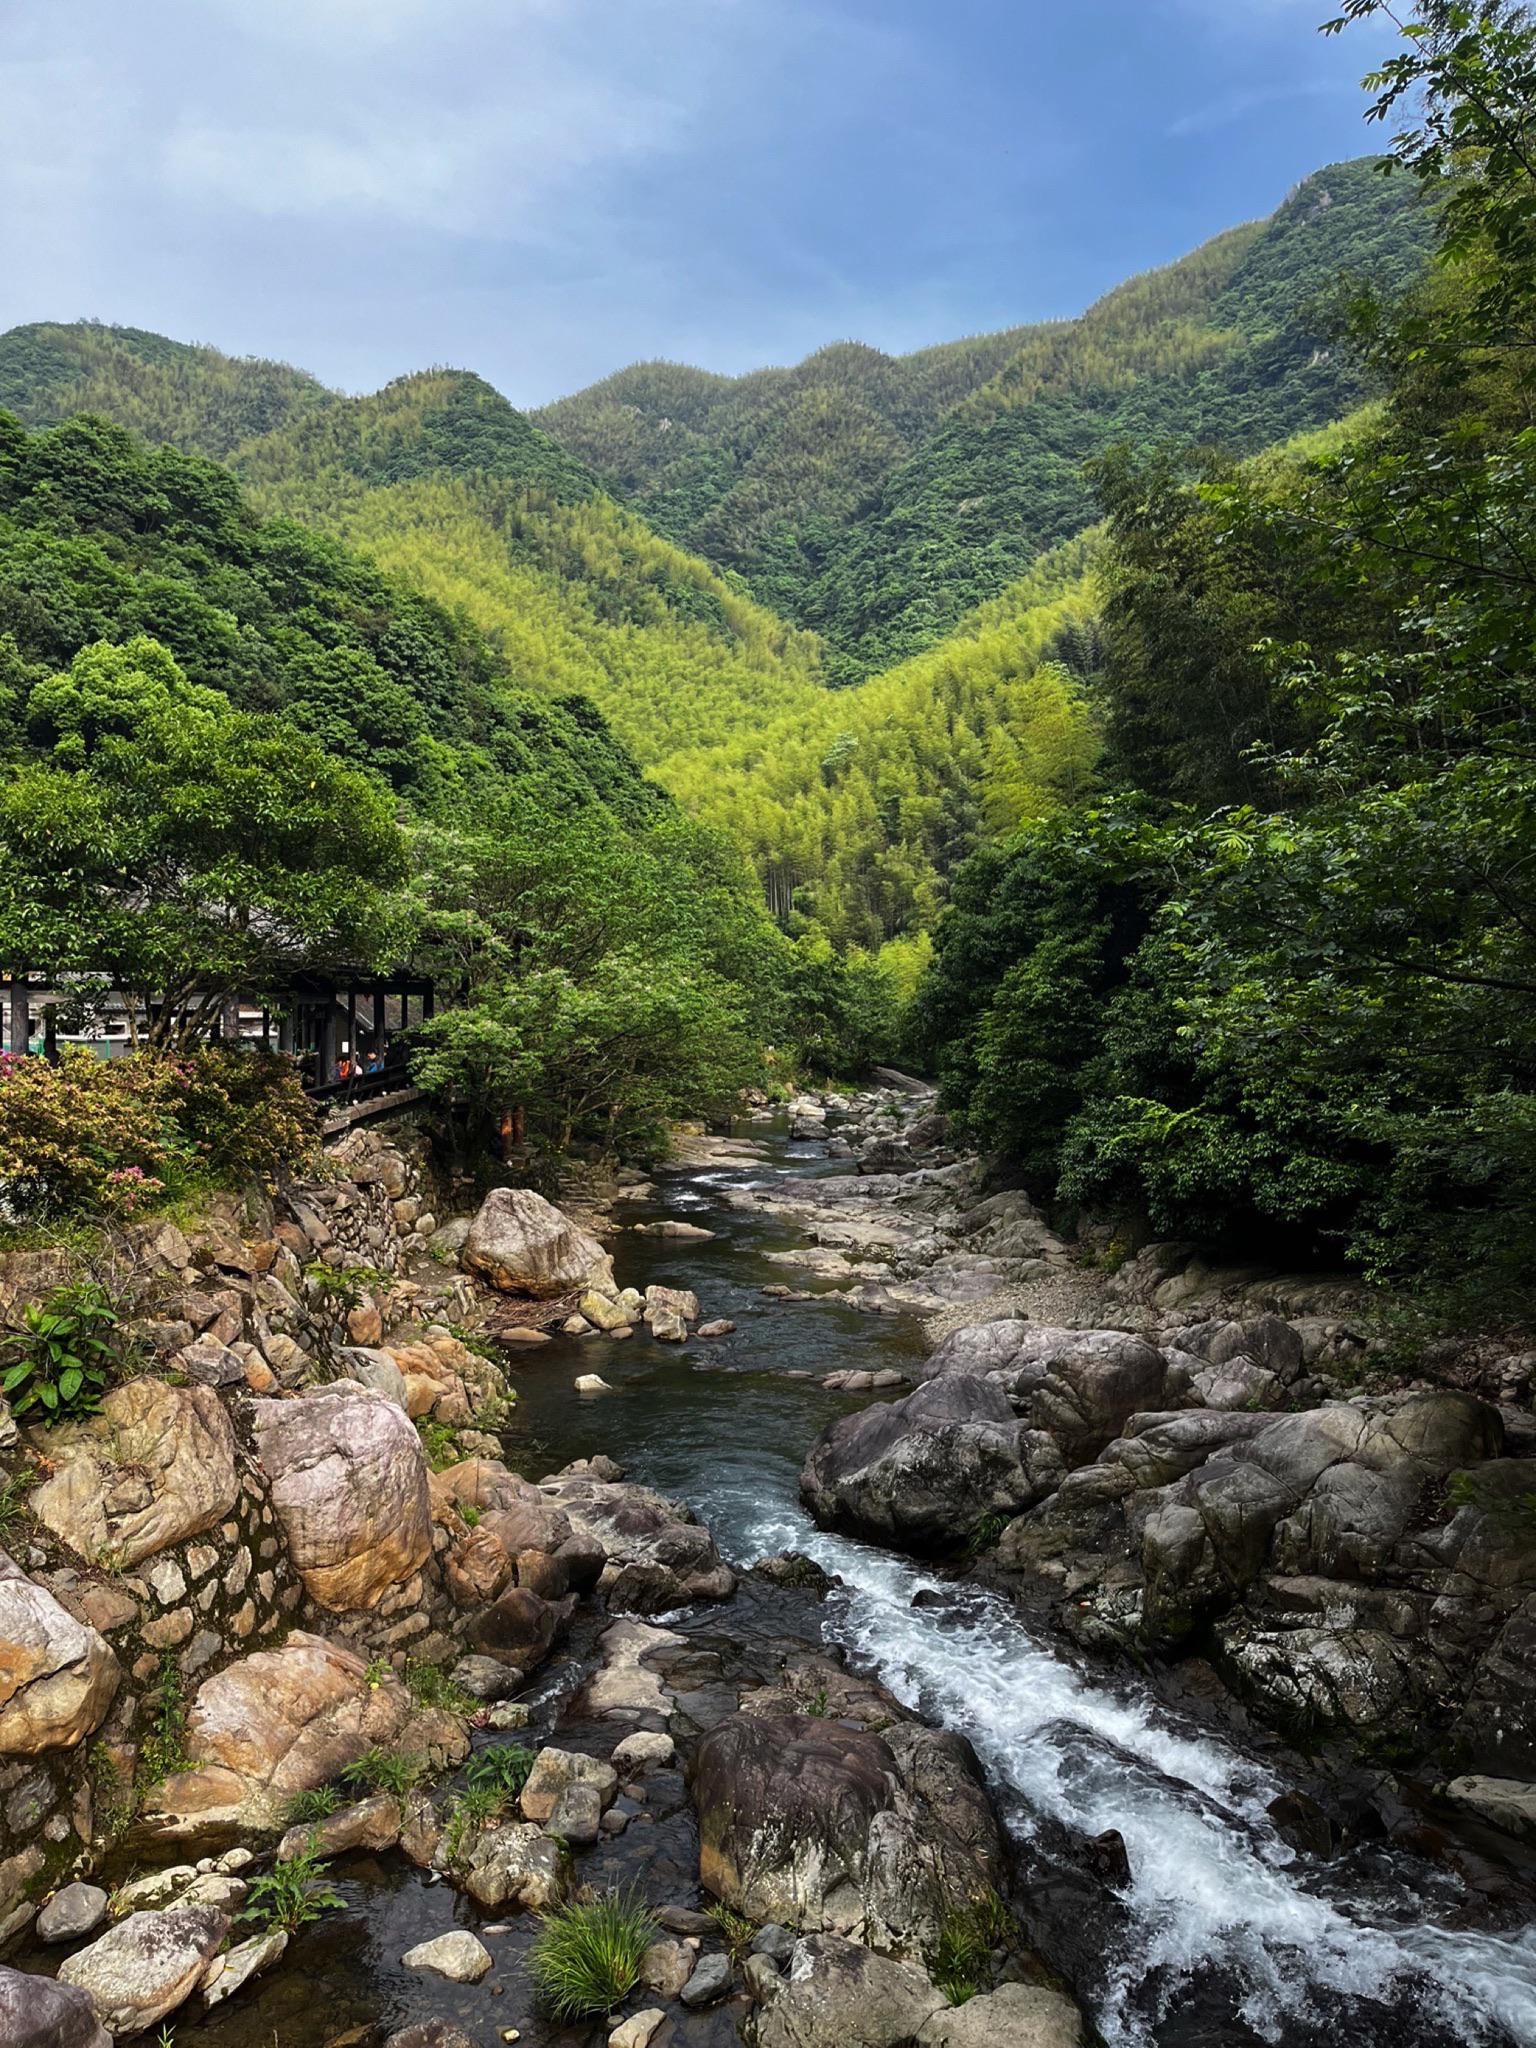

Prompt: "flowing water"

[26,1122,1536,2046]
[498,1123,1536,2048]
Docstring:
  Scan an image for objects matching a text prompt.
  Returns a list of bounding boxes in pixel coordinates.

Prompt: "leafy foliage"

[463,1743,537,1799]
[0,1046,316,1222]
[919,1,1536,1311]
[0,1279,120,1422]
[239,1841,347,1934]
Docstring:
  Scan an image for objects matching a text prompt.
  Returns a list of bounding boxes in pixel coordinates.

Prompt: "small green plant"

[445,1321,500,1363]
[443,1783,502,1866]
[460,1502,482,1528]
[927,1892,1011,2005]
[304,1261,389,1313]
[284,1785,342,1827]
[805,1685,831,1718]
[338,1747,427,1796]
[528,1885,658,2021]
[138,1652,190,1789]
[239,1840,346,1934]
[928,1911,989,2006]
[154,2028,176,2048]
[405,1659,479,1715]
[464,1742,537,1799]
[706,1900,756,1955]
[964,1511,1007,1559]
[1,1280,121,1423]
[363,1656,389,1689]
[0,1465,37,1537]
[415,1418,462,1470]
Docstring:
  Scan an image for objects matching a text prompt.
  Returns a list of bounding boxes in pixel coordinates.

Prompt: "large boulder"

[691,1710,999,1953]
[28,1380,238,1567]
[142,1632,411,1839]
[800,1376,1063,1552]
[462,1187,615,1299]
[921,1324,1171,1464]
[252,1384,432,1610]
[57,1906,228,2034]
[540,1474,734,1607]
[754,1935,945,2048]
[0,1553,119,1754]
[0,1965,112,2048]
[919,1983,1083,2047]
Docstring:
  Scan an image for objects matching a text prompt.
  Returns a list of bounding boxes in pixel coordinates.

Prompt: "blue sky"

[0,0,1400,409]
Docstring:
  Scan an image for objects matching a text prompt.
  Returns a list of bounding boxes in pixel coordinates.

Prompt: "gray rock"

[755,1935,945,2048]
[800,1376,1064,1552]
[546,1781,603,1845]
[57,1906,229,2034]
[691,1710,999,1953]
[1443,1774,1536,1839]
[36,1884,109,1943]
[916,1981,1083,2047]
[0,1965,112,2048]
[463,1187,615,1298]
[751,1922,797,1964]
[200,1928,287,2007]
[401,1930,492,1982]
[679,1950,734,2007]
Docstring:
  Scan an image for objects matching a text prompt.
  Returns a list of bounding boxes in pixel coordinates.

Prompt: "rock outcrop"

[143,1633,411,1839]
[251,1385,432,1611]
[801,1376,1064,1551]
[0,1554,119,1755]
[462,1187,615,1298]
[692,1708,1000,1953]
[27,1380,239,1568]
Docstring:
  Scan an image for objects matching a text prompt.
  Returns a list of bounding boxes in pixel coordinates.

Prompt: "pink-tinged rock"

[252,1384,431,1610]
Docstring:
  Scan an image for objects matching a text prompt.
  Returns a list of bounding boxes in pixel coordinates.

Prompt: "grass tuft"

[528,1885,657,2020]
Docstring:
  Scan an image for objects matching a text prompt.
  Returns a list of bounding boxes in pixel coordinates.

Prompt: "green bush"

[1,1280,121,1423]
[528,1887,657,2021]
[0,1045,317,1224]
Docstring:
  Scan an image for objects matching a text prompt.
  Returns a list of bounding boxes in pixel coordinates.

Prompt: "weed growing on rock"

[240,1840,346,1934]
[416,1418,463,1470]
[0,1465,36,1538]
[339,1747,427,1797]
[964,1511,1008,1559]
[528,1885,657,2021]
[464,1743,536,1799]
[706,1901,756,1955]
[138,1653,190,1790]
[444,1783,502,1866]
[405,1659,480,1715]
[284,1786,342,1827]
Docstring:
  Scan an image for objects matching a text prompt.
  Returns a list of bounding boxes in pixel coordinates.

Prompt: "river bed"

[39,1120,1536,2048]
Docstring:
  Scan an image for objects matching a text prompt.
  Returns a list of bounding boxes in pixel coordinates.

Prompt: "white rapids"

[725,1491,1536,2048]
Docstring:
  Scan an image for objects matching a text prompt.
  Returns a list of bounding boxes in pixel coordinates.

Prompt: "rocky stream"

[3,1088,1536,2048]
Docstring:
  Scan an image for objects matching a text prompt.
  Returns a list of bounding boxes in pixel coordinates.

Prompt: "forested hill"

[0,328,829,773]
[538,158,1434,675]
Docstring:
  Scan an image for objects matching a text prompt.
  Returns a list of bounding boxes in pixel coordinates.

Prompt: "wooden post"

[43,1006,58,1065]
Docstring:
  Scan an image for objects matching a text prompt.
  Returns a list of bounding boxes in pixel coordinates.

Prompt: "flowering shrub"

[0,1046,317,1222]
